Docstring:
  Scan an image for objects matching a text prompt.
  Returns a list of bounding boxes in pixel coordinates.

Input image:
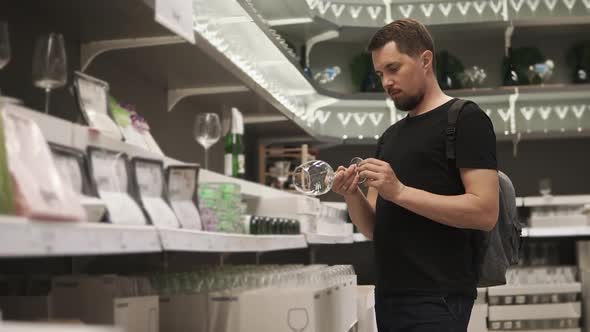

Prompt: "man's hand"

[358,158,405,203]
[332,164,360,197]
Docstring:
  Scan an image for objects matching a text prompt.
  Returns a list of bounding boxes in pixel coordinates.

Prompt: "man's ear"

[421,50,434,71]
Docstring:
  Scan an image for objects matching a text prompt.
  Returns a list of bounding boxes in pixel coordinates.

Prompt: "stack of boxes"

[0,275,159,332]
[253,195,321,234]
[487,267,581,332]
[317,202,352,236]
[198,183,245,233]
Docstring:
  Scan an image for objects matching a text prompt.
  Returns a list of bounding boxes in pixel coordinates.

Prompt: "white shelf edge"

[158,228,307,252]
[0,217,161,257]
[522,226,590,238]
[0,217,310,256]
[305,232,354,244]
[522,195,590,207]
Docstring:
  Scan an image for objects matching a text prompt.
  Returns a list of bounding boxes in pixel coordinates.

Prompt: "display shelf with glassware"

[0,265,362,332]
[0,103,316,256]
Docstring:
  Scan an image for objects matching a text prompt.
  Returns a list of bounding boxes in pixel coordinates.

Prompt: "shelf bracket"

[305,30,339,68]
[167,85,249,112]
[81,35,186,72]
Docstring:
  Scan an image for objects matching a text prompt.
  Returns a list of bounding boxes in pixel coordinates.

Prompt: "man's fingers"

[359,158,386,167]
[358,162,383,173]
[359,170,381,180]
[346,174,360,193]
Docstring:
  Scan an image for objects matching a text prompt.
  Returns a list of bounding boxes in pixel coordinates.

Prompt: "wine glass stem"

[204,147,209,170]
[44,88,50,114]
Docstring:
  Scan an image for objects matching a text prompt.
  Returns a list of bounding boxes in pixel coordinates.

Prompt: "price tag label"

[90,151,128,193]
[142,197,180,228]
[168,168,196,200]
[155,0,195,44]
[135,161,163,198]
[53,154,84,194]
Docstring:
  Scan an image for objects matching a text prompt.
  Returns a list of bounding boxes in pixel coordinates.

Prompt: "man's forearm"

[394,186,497,231]
[344,191,376,239]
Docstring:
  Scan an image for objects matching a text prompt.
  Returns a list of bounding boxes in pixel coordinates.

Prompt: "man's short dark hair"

[367,19,435,64]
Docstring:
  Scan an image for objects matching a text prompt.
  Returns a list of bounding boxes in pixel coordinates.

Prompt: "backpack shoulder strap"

[446,98,470,160]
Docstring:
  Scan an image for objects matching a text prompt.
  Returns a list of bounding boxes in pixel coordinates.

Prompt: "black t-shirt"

[374,98,497,298]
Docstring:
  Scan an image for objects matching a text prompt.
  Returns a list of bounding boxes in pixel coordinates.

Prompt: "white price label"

[171,200,202,229]
[135,161,163,198]
[100,191,146,225]
[91,151,128,193]
[155,0,195,44]
[78,76,108,116]
[53,154,84,194]
[168,168,196,200]
[142,197,179,228]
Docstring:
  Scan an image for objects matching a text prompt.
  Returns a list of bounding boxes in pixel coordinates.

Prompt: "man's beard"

[392,93,424,112]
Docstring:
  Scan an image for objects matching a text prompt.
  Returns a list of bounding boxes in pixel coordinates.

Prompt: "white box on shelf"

[253,196,321,217]
[158,294,208,332]
[529,215,589,228]
[488,302,581,321]
[237,281,357,332]
[50,275,159,332]
[356,285,377,332]
[488,283,582,297]
[467,303,488,332]
[316,221,353,237]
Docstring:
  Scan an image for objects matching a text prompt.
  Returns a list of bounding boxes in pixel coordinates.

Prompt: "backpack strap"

[446,99,471,160]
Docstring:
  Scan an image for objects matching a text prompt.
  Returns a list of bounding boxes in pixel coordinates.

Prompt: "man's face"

[372,41,428,112]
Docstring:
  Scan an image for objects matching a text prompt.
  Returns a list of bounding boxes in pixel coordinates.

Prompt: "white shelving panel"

[0,217,161,257]
[523,226,590,238]
[0,216,308,256]
[158,228,307,252]
[305,232,354,244]
[523,195,590,207]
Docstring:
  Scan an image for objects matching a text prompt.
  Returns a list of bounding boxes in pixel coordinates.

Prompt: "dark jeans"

[375,293,475,332]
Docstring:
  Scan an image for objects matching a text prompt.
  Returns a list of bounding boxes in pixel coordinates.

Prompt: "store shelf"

[158,228,307,252]
[305,232,354,244]
[0,217,161,257]
[523,195,590,207]
[523,226,590,238]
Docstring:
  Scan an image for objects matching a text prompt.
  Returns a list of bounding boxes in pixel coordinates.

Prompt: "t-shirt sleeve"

[455,103,497,170]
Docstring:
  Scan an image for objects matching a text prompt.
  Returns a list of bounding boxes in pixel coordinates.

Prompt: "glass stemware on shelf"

[193,113,222,170]
[32,32,67,114]
[292,158,367,196]
[273,160,291,190]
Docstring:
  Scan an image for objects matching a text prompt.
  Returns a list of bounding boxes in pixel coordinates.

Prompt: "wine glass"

[292,158,366,196]
[32,33,67,114]
[274,160,291,189]
[0,22,10,71]
[193,113,222,170]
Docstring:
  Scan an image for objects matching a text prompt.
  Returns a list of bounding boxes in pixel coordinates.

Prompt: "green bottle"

[224,108,245,178]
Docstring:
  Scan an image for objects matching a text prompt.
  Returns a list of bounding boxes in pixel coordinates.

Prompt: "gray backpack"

[447,99,522,287]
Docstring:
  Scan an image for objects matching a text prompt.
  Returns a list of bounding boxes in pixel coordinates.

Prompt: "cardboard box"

[50,275,159,332]
[488,302,581,321]
[0,296,52,320]
[356,285,377,332]
[158,293,208,332]
[468,304,488,332]
[253,196,321,217]
[237,276,357,332]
